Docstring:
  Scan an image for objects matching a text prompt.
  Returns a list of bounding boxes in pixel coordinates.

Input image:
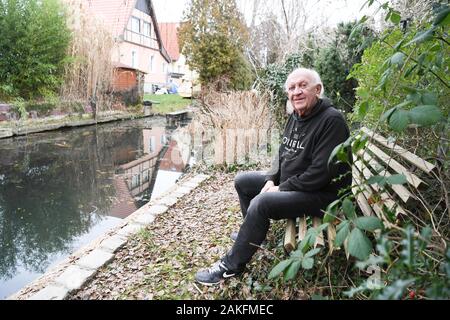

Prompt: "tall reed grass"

[61,0,116,116]
[188,90,277,165]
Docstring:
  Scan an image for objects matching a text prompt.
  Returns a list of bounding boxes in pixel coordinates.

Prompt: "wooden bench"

[166,110,189,126]
[283,127,437,255]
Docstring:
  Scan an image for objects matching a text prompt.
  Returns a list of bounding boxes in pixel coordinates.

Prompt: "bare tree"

[243,0,333,67]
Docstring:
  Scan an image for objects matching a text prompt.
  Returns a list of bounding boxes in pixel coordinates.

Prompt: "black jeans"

[223,171,337,272]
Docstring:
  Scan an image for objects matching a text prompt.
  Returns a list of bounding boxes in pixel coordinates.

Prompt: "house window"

[143,22,151,37]
[131,17,140,33]
[142,169,150,183]
[149,136,155,153]
[162,63,167,73]
[132,51,138,68]
[131,174,140,189]
[149,56,154,72]
[178,65,182,73]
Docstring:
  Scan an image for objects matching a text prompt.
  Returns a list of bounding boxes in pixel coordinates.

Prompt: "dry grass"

[196,90,272,131]
[188,90,276,165]
[61,0,115,114]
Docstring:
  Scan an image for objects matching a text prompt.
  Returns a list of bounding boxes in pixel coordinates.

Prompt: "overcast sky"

[152,0,374,27]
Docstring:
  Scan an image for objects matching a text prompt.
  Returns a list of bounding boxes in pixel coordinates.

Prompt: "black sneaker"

[195,260,240,286]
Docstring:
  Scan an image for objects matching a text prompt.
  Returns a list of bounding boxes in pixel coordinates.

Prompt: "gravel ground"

[69,171,308,300]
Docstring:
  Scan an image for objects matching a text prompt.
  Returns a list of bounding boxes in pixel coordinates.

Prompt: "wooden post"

[284,219,297,253]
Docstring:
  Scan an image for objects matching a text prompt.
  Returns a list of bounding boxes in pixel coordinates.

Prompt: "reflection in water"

[0,117,191,299]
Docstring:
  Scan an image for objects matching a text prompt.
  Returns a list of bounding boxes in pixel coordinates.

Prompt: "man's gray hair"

[285,68,325,98]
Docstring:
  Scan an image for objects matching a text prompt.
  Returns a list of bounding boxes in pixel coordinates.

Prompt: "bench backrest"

[284,127,437,255]
[352,127,436,219]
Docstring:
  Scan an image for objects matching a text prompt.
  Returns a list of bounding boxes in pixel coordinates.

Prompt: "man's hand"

[266,186,279,192]
[260,181,279,193]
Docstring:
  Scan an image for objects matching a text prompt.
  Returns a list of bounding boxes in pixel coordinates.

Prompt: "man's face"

[286,71,322,116]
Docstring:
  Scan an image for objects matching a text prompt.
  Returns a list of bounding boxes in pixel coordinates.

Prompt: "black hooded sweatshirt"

[266,98,351,195]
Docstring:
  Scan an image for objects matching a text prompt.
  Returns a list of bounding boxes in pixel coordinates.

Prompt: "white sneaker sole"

[196,279,223,286]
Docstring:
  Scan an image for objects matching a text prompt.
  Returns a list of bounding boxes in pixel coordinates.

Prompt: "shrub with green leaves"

[0,0,71,100]
[349,8,449,130]
[346,226,449,300]
[315,21,375,113]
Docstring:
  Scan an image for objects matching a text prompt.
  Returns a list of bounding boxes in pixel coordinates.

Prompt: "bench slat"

[327,224,337,254]
[352,178,375,217]
[353,168,405,217]
[313,217,325,247]
[298,216,307,242]
[356,152,413,203]
[367,142,423,189]
[354,160,408,214]
[361,127,436,174]
[284,219,297,253]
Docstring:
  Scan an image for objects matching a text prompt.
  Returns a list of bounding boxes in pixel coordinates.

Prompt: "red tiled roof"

[159,23,180,61]
[110,176,138,219]
[85,0,136,37]
[85,0,172,63]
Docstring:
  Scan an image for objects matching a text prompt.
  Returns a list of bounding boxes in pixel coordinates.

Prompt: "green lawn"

[143,94,192,114]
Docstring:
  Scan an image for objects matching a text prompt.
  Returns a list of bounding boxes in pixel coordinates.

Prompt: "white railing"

[123,29,158,49]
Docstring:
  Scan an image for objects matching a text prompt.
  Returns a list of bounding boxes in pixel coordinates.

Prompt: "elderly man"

[195,68,352,285]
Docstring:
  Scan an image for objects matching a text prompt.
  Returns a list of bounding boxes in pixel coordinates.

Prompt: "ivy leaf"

[335,221,350,247]
[304,228,318,248]
[376,68,392,91]
[421,92,438,105]
[408,105,443,126]
[393,38,405,51]
[406,29,435,46]
[389,108,409,132]
[390,11,401,24]
[390,52,405,66]
[380,100,414,121]
[355,216,384,232]
[406,90,422,104]
[268,259,293,279]
[404,64,417,78]
[298,234,312,253]
[328,142,348,166]
[301,257,314,270]
[290,249,303,259]
[386,174,407,185]
[352,134,368,153]
[367,175,386,186]
[342,198,356,220]
[323,199,340,223]
[305,248,321,258]
[284,260,301,281]
[348,228,373,261]
[358,100,369,118]
[433,6,450,26]
[380,106,398,122]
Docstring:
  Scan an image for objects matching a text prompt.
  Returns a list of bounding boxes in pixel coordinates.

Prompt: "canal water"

[0,116,193,299]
